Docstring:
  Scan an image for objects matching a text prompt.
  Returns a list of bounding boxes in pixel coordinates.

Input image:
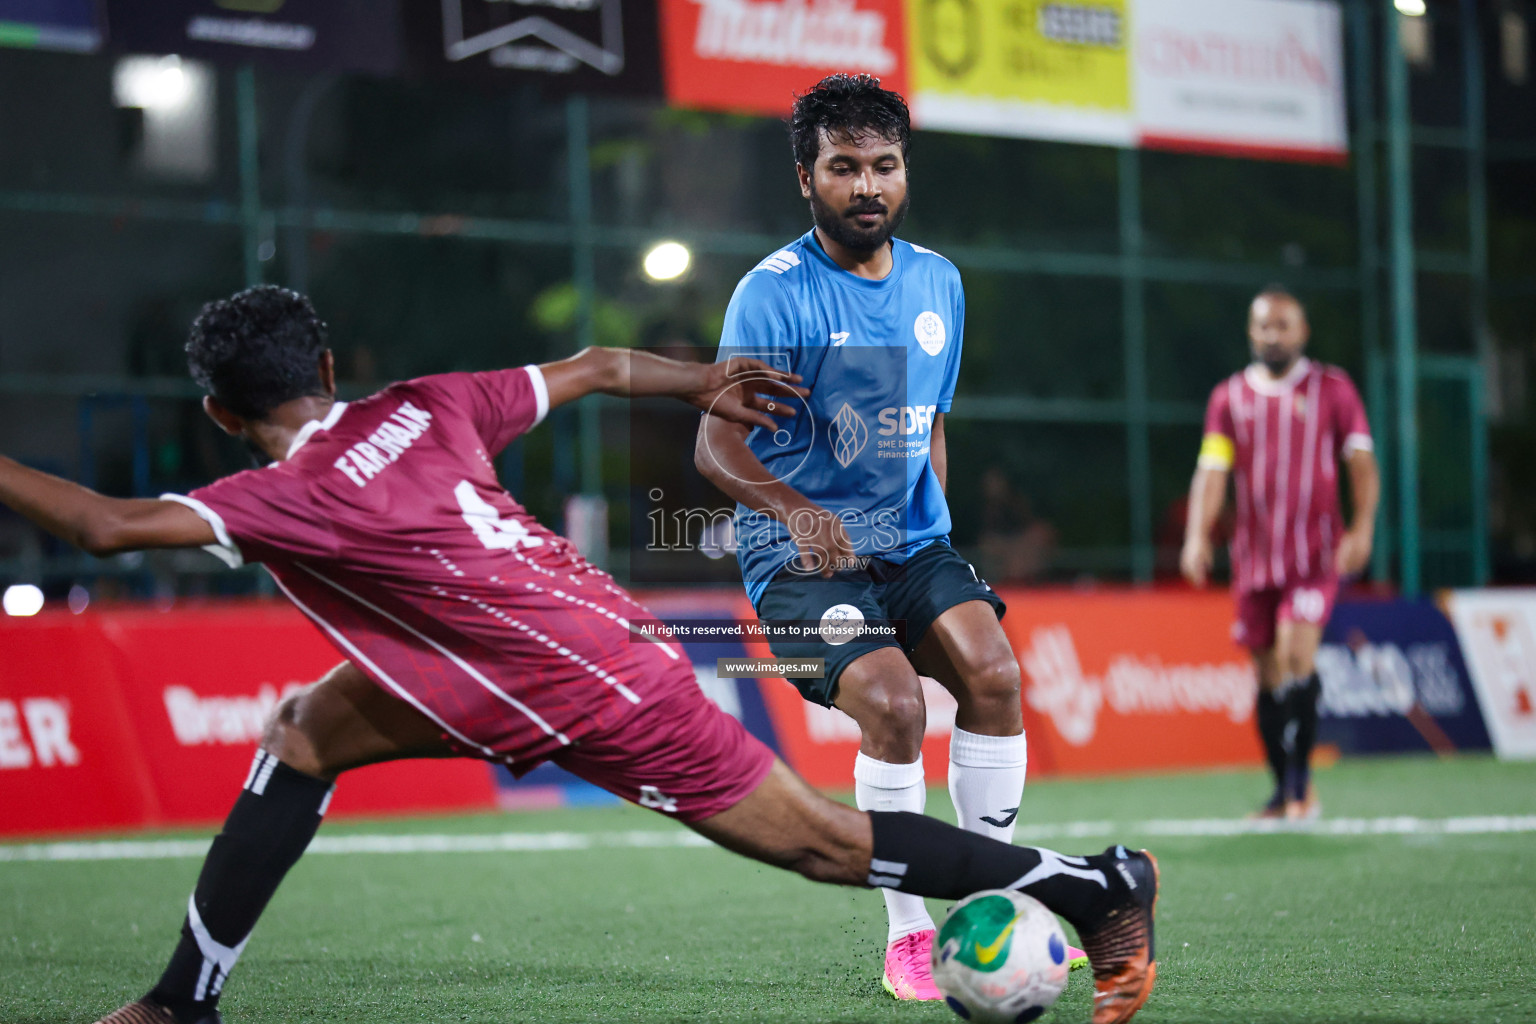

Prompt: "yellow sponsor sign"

[910,0,1133,140]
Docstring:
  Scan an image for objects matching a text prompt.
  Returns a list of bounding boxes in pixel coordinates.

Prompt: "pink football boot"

[882,928,943,1000]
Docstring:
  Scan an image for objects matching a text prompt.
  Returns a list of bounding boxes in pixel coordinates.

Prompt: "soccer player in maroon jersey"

[1180,286,1380,821]
[0,287,1158,1024]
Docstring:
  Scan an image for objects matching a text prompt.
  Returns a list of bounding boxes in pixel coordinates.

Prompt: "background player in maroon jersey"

[0,286,1158,1024]
[1180,286,1380,820]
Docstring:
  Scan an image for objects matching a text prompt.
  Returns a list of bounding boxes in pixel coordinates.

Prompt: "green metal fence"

[0,0,1530,597]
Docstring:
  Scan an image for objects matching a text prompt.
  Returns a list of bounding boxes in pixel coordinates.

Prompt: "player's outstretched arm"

[0,455,215,556]
[537,347,805,432]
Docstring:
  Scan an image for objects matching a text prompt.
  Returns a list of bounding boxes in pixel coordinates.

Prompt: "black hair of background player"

[1254,282,1308,317]
[788,73,912,173]
[186,285,330,420]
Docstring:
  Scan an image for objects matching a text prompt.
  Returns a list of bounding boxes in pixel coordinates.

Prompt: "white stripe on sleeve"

[524,364,550,428]
[1342,432,1374,456]
[159,493,244,568]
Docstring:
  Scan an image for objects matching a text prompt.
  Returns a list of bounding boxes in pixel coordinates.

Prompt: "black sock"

[1287,673,1322,801]
[867,810,1124,934]
[149,752,332,1022]
[1255,687,1287,802]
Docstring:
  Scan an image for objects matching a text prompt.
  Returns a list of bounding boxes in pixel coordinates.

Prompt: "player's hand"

[786,506,856,578]
[1180,539,1212,588]
[1335,527,1373,577]
[685,359,807,433]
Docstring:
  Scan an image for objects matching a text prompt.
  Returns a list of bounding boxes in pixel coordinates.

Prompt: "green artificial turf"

[3,754,1532,1023]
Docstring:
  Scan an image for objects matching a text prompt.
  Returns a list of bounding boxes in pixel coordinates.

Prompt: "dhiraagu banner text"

[909,0,1134,146]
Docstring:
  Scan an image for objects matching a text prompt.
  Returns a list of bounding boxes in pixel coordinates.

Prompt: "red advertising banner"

[2,588,1263,835]
[1,605,498,838]
[1002,589,1261,776]
[0,617,161,834]
[659,0,909,117]
[749,587,1263,787]
[96,605,498,824]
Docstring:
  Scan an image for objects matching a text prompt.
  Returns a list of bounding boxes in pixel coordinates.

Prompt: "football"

[931,890,1072,1024]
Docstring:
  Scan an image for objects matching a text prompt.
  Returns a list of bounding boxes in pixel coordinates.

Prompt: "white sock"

[854,752,934,943]
[948,727,1029,843]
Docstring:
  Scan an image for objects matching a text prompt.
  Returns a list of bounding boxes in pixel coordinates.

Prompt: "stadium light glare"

[1395,0,1427,16]
[113,55,192,111]
[642,241,691,282]
[3,584,44,617]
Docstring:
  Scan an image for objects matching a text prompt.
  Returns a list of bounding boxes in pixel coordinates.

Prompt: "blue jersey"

[715,229,965,605]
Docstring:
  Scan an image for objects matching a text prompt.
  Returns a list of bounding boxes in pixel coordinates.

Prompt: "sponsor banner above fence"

[1444,589,1536,760]
[661,0,1345,163]
[406,0,663,94]
[106,0,401,75]
[1317,597,1491,755]
[1133,0,1347,161]
[909,0,1135,146]
[660,0,907,117]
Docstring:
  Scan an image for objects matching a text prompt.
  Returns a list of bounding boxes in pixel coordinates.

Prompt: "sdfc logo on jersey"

[914,311,946,356]
[830,403,870,468]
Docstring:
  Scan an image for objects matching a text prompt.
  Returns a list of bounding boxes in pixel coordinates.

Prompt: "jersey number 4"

[455,480,543,551]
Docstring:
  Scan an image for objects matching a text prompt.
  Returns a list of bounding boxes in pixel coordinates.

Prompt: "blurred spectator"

[976,467,1057,582]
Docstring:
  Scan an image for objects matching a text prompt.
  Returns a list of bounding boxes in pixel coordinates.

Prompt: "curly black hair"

[186,285,329,420]
[789,73,911,172]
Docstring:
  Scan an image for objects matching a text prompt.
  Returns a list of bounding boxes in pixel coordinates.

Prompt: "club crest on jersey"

[914,311,946,356]
[1294,394,1307,416]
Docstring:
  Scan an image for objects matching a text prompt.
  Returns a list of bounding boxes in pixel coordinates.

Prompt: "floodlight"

[643,241,691,282]
[113,55,193,111]
[3,584,44,617]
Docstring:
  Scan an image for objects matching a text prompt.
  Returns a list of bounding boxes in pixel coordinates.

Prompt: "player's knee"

[1273,646,1309,681]
[849,686,926,752]
[260,687,326,778]
[964,656,1022,708]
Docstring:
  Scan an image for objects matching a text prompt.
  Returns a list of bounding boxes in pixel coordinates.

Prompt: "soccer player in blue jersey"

[695,74,1084,1000]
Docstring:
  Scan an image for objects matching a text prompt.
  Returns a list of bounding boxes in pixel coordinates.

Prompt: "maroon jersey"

[1199,358,1373,593]
[164,367,687,769]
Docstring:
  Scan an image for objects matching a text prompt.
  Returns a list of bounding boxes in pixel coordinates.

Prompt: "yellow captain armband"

[1197,433,1235,470]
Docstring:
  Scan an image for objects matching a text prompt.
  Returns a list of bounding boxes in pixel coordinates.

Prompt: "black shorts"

[752,542,1006,707]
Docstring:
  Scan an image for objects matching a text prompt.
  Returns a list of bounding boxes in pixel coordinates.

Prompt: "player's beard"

[809,184,911,254]
[1259,347,1300,376]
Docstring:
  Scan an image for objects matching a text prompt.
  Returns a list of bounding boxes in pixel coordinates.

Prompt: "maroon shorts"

[551,667,775,823]
[1234,575,1339,651]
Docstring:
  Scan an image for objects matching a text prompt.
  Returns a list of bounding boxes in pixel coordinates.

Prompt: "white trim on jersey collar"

[286,401,349,459]
[1244,356,1312,396]
[524,364,550,427]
